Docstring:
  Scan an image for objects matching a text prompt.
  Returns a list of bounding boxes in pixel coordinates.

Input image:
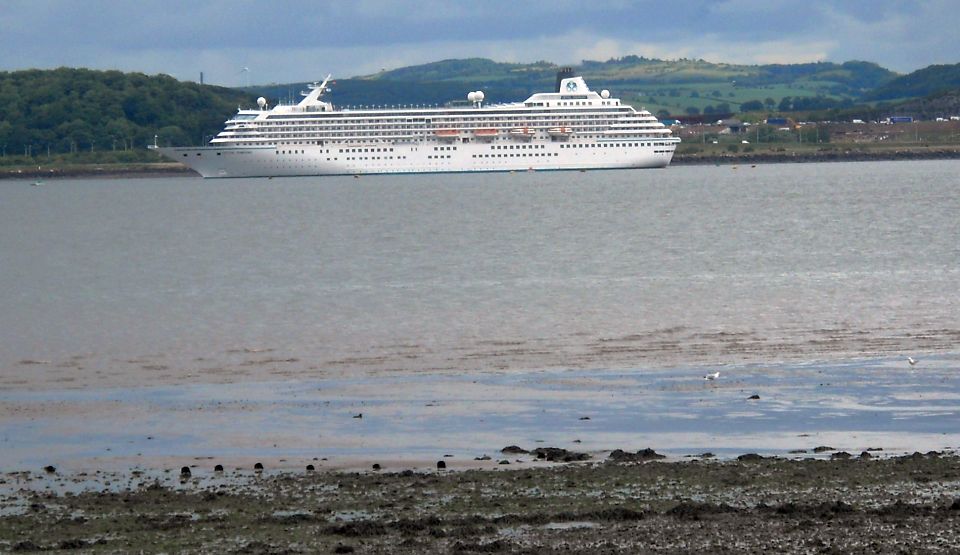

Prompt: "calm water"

[1,161,959,380]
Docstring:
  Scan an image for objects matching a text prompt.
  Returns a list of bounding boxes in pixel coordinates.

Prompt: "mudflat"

[3,453,959,553]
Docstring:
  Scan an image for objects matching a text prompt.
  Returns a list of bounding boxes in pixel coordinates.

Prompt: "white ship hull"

[157,140,676,178]
[152,73,680,178]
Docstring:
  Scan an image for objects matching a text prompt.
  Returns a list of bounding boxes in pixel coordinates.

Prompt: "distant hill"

[248,57,899,118]
[882,88,960,119]
[365,58,557,83]
[0,67,252,155]
[862,63,960,101]
[365,57,895,93]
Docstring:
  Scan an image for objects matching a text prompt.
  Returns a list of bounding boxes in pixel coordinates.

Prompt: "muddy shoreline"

[3,453,959,553]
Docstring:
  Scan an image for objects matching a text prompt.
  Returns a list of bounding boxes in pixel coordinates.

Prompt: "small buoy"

[214,464,224,472]
[180,466,191,477]
[254,462,264,471]
[436,460,446,470]
[306,464,315,471]
[372,463,381,471]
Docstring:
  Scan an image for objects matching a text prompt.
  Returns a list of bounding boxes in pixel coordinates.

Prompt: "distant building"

[719,118,746,133]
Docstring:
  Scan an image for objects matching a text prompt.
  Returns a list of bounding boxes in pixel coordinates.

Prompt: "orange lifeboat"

[509,127,535,140]
[473,128,498,140]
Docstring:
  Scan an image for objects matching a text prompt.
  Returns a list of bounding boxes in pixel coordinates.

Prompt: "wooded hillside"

[0,68,252,157]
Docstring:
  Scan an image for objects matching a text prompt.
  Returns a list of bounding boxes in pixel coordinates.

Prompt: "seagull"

[907,357,918,366]
[704,371,720,381]
[352,413,363,419]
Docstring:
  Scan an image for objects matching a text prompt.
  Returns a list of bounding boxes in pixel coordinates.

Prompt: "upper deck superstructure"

[152,73,680,178]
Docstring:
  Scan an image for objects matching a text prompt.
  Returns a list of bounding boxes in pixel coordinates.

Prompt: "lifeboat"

[435,129,459,141]
[547,127,573,140]
[509,127,535,140]
[473,128,498,141]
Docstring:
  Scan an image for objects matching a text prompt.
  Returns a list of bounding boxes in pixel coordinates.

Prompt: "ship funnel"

[555,67,574,93]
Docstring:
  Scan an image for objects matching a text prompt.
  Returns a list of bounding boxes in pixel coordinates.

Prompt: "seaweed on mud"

[11,541,41,552]
[875,500,934,517]
[135,512,194,531]
[264,511,317,524]
[452,539,517,553]
[232,540,303,555]
[666,501,738,520]
[325,520,389,537]
[584,507,647,521]
[57,538,89,550]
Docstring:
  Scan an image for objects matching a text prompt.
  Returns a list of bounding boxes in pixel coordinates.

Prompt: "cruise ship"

[151,70,680,177]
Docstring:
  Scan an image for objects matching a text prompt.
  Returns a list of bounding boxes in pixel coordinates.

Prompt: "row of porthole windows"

[427,155,451,159]
[491,144,544,150]
[559,142,662,149]
[345,156,407,161]
[472,153,558,158]
[433,146,457,151]
[339,147,395,153]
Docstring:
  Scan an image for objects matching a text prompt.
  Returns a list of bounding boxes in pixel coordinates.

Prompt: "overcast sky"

[2,0,958,86]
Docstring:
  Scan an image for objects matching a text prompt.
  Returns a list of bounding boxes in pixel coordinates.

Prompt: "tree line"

[0,68,252,162]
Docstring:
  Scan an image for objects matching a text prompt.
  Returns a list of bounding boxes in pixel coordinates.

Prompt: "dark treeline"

[863,63,960,101]
[0,67,253,159]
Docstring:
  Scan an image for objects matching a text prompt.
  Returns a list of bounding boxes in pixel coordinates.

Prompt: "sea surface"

[1,160,959,470]
[2,160,958,383]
